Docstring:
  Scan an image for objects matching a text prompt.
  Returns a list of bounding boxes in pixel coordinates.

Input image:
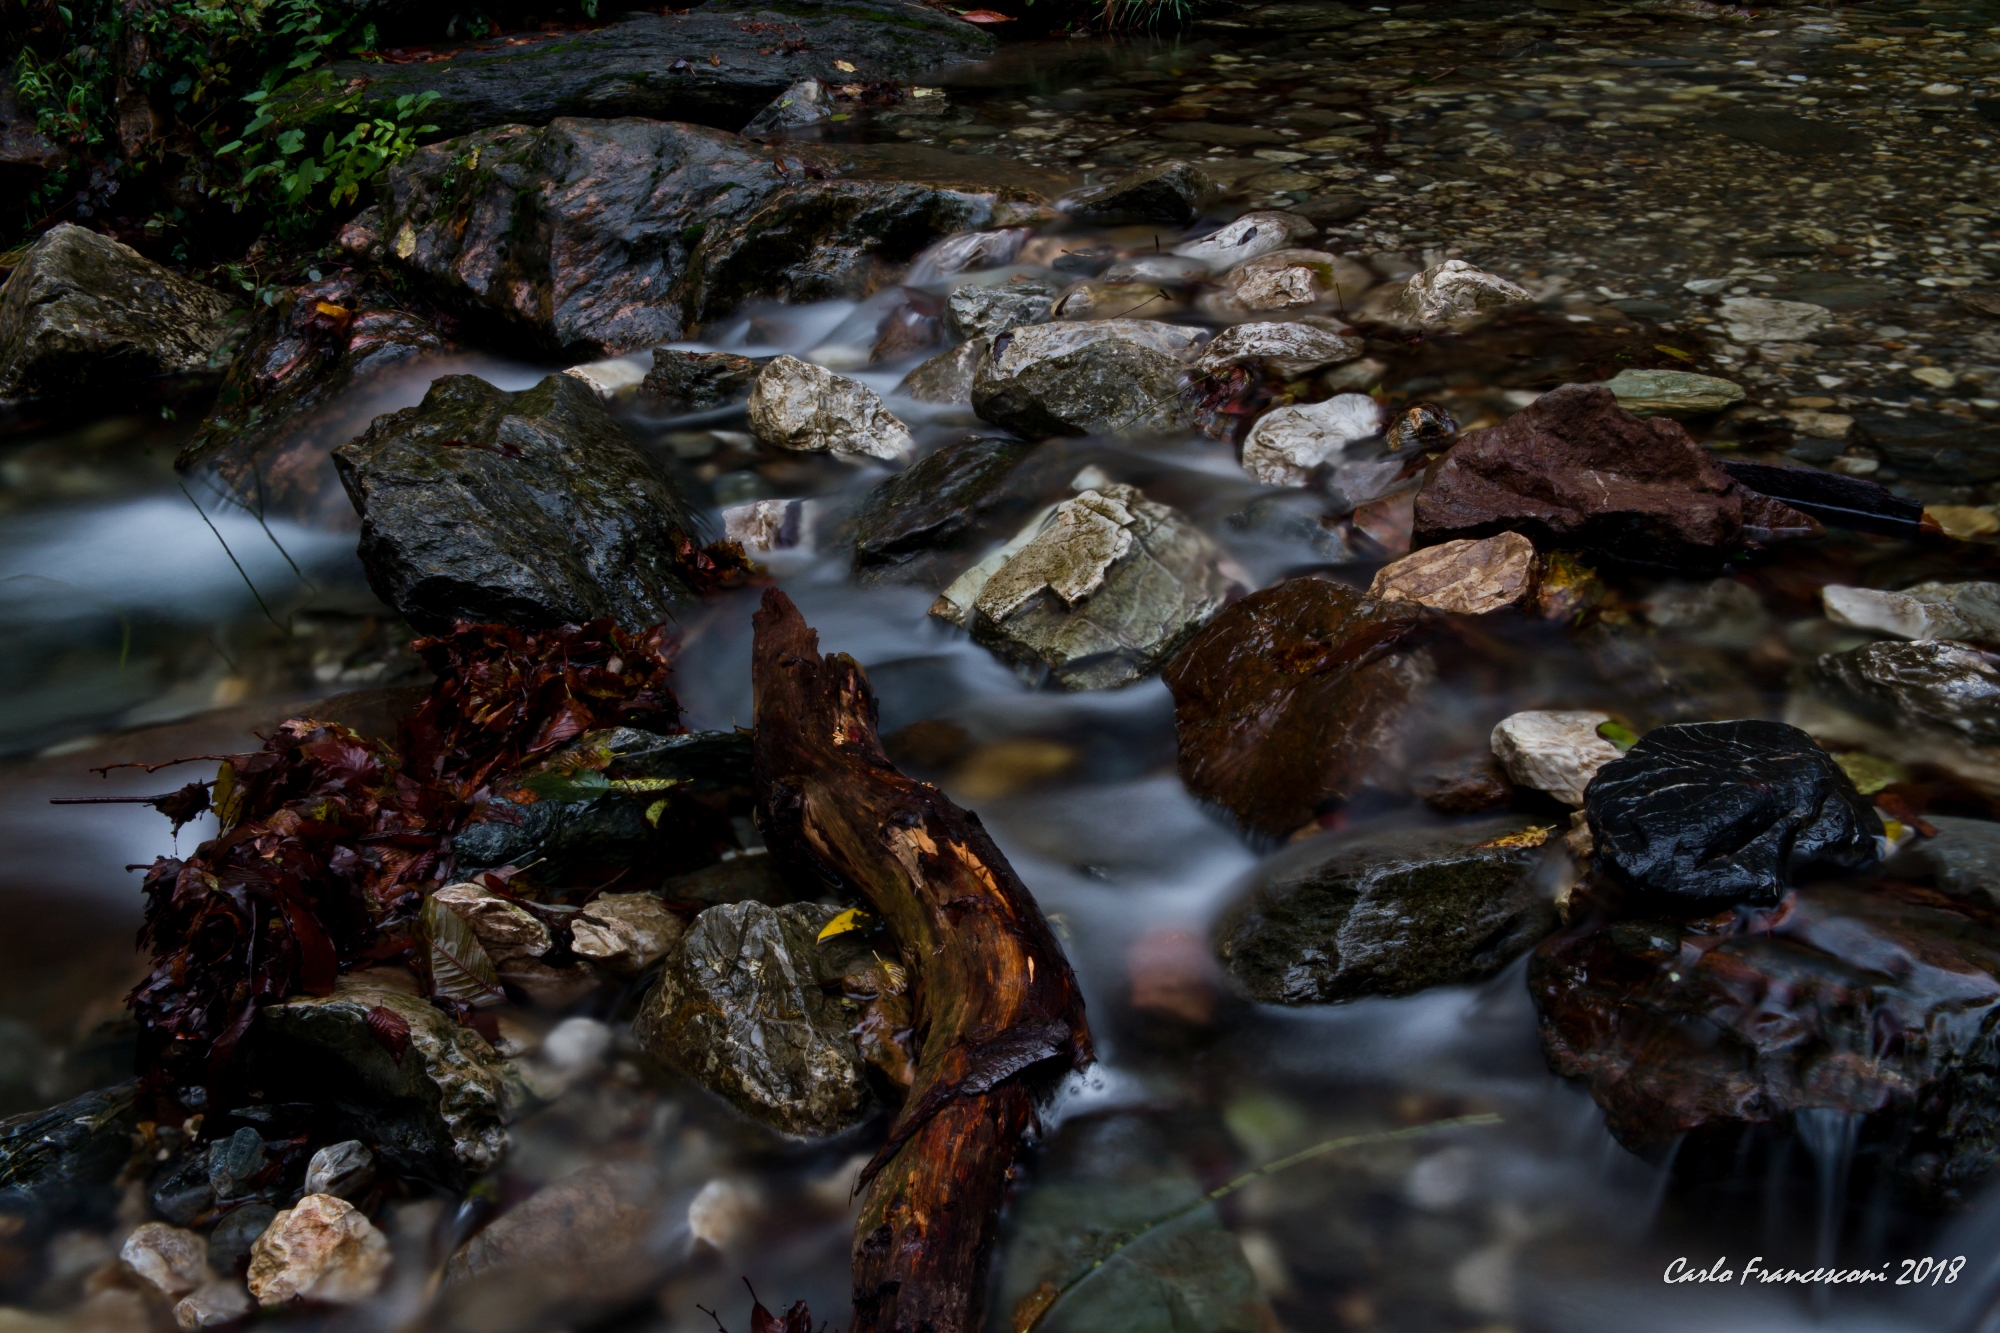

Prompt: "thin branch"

[180,482,286,631]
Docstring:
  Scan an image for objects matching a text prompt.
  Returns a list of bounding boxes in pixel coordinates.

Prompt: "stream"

[6,1,2000,1330]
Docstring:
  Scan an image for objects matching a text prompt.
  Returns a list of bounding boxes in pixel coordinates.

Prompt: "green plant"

[219,89,438,220]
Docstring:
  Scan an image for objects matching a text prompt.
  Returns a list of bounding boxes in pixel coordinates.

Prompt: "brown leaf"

[365,1005,411,1065]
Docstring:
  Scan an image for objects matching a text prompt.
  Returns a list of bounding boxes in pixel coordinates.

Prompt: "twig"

[1023,1112,1504,1332]
[90,755,238,777]
[180,482,286,631]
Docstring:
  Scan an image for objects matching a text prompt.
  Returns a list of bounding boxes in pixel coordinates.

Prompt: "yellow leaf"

[1654,344,1693,361]
[818,907,873,942]
[833,59,857,72]
[1012,1282,1060,1333]
[644,798,668,828]
[608,776,686,793]
[1474,825,1552,849]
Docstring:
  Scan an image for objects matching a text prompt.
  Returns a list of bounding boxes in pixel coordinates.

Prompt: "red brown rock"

[1411,384,1818,567]
[1162,578,1433,840]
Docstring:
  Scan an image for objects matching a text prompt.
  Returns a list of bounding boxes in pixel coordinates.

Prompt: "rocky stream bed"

[5,1,2000,1331]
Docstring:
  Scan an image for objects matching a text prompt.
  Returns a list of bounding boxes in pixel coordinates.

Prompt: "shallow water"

[7,1,2000,1330]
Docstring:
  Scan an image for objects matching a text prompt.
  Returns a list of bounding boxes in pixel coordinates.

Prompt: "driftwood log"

[750,589,1093,1333]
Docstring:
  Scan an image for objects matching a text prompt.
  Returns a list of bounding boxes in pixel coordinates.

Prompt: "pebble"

[687,1178,761,1253]
[1717,296,1831,344]
[1172,210,1318,268]
[173,1282,252,1331]
[303,1142,375,1202]
[246,1195,391,1306]
[1367,533,1537,616]
[1394,260,1533,325]
[746,355,915,461]
[568,891,685,975]
[120,1223,210,1297]
[1489,711,1624,807]
[1596,369,1744,418]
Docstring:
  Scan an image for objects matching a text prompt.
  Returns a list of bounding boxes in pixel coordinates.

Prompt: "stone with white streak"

[570,892,686,975]
[1368,533,1538,616]
[1822,582,2000,645]
[1719,296,1830,345]
[1490,711,1624,807]
[1194,320,1362,379]
[1172,211,1318,269]
[120,1223,210,1297]
[1241,393,1384,486]
[747,355,914,460]
[1394,261,1533,326]
[246,1195,391,1306]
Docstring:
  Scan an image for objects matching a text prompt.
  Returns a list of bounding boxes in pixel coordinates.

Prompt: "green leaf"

[241,89,268,103]
[421,895,505,1008]
[1596,719,1640,752]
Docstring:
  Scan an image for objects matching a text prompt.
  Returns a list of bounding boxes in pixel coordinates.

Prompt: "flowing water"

[7,1,2000,1330]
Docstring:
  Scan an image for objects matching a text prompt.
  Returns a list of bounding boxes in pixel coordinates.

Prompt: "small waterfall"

[1796,1108,1865,1318]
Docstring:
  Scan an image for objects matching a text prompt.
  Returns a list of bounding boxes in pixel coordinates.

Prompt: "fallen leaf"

[422,895,505,1008]
[817,906,874,942]
[832,58,857,72]
[365,1005,411,1065]
[959,8,1016,20]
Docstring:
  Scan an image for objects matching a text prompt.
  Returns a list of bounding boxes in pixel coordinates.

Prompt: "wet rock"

[0,1084,136,1232]
[1062,162,1222,225]
[1193,319,1362,379]
[1597,368,1745,418]
[173,1280,252,1330]
[1718,296,1829,345]
[640,349,759,412]
[747,355,914,460]
[1808,640,2000,748]
[354,119,1042,357]
[1163,579,1433,840]
[1222,493,1361,564]
[120,1223,209,1296]
[1367,532,1537,616]
[932,485,1242,692]
[302,1142,374,1202]
[569,893,684,976]
[633,901,874,1139]
[1584,720,1882,912]
[209,1203,278,1275]
[1393,260,1533,326]
[246,1194,390,1306]
[1240,393,1383,487]
[743,78,833,136]
[910,228,1033,282]
[1216,817,1560,1004]
[1205,248,1374,317]
[454,728,752,881]
[253,973,517,1173]
[1530,880,2000,1205]
[443,1161,663,1297]
[1490,711,1622,808]
[206,1128,265,1201]
[1410,384,1818,569]
[723,498,814,555]
[1823,582,2000,646]
[945,276,1059,340]
[1849,410,2000,485]
[851,434,1035,584]
[971,319,1204,439]
[177,272,446,527]
[1721,459,1927,539]
[1411,753,1514,816]
[1172,210,1318,268]
[0,224,234,404]
[1892,815,2000,904]
[264,3,994,141]
[333,372,704,632]
[896,336,988,405]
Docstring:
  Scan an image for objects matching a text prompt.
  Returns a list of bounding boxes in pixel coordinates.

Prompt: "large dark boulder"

[263,1,995,141]
[0,1085,137,1233]
[1162,578,1433,840]
[1583,720,1882,913]
[1410,384,1818,568]
[1216,817,1559,1005]
[0,224,234,403]
[345,118,1052,357]
[1531,881,2000,1206]
[333,372,705,631]
[178,271,447,527]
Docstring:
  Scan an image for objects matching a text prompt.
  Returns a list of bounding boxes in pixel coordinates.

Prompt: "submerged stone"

[932,484,1242,691]
[1822,582,2000,646]
[1062,162,1222,225]
[1163,578,1433,840]
[1531,880,2000,1205]
[333,372,704,632]
[1240,393,1382,487]
[1216,817,1560,1005]
[1410,384,1818,569]
[640,349,759,411]
[1596,368,1745,418]
[1393,260,1533,326]
[1172,210,1318,268]
[851,434,1037,585]
[1584,720,1882,912]
[0,224,234,403]
[1808,639,2000,749]
[634,901,874,1139]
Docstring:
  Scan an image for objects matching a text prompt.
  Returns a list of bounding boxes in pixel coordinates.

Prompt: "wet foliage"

[126,618,686,1105]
